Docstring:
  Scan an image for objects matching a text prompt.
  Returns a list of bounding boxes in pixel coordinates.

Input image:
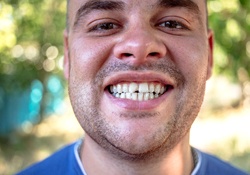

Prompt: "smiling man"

[17,0,248,175]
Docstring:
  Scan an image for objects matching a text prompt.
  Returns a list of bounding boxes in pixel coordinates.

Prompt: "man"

[17,0,248,174]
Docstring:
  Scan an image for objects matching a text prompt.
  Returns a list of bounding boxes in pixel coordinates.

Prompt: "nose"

[113,27,167,65]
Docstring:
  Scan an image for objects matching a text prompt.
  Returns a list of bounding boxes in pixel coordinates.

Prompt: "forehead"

[67,0,207,28]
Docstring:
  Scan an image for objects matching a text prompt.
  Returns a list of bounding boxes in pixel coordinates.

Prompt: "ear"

[206,29,214,80]
[63,30,70,80]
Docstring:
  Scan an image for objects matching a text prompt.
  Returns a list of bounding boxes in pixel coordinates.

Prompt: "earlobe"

[63,30,70,80]
[206,29,214,80]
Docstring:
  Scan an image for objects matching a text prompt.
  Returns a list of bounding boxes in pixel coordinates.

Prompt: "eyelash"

[88,19,190,35]
[157,20,188,30]
[88,22,121,36]
[89,23,120,31]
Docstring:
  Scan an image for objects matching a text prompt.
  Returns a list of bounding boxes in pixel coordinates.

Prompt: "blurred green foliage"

[0,0,250,174]
[208,0,250,82]
[0,0,250,92]
[0,0,66,92]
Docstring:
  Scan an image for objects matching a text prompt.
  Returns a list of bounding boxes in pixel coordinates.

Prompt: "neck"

[80,133,194,175]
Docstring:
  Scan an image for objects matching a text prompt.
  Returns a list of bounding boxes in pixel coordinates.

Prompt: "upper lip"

[103,71,176,89]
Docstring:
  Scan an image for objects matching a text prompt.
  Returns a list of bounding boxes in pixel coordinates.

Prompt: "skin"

[64,0,213,174]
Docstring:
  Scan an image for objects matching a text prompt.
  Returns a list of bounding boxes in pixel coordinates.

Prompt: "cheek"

[69,37,114,81]
[168,37,209,79]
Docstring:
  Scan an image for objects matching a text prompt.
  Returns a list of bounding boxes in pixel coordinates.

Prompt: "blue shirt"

[16,140,248,175]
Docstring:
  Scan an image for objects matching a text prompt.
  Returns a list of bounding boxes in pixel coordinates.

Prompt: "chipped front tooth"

[117,84,122,93]
[139,83,149,93]
[144,93,149,101]
[132,93,138,100]
[129,83,138,93]
[138,93,144,101]
[155,84,161,94]
[149,83,155,93]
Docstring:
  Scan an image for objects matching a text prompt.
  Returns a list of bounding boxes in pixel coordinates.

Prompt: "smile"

[108,82,173,101]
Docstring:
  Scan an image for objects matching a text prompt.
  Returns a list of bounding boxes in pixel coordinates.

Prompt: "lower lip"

[104,89,173,111]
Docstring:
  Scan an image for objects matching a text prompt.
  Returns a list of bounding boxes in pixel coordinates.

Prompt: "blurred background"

[0,0,250,174]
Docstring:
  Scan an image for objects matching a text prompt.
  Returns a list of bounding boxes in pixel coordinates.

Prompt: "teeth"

[149,83,155,93]
[132,93,138,101]
[139,83,149,93]
[138,93,144,101]
[160,86,165,94]
[155,84,161,94]
[129,83,138,93]
[117,84,122,93]
[144,93,149,101]
[120,93,126,99]
[126,93,132,99]
[123,84,129,93]
[149,93,154,99]
[110,82,169,101]
[115,93,120,98]
[113,86,117,93]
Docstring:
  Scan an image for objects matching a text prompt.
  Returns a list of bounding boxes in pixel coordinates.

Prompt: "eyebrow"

[158,0,203,26]
[158,0,200,16]
[73,0,125,28]
[73,0,201,30]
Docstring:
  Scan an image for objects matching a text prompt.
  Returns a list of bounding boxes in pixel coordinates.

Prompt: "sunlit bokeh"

[0,0,250,174]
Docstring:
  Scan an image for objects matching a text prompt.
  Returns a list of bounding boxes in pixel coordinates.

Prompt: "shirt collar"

[74,139,202,175]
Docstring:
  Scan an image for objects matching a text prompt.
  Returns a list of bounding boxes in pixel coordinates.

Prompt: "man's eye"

[87,21,121,36]
[91,23,119,31]
[159,21,186,29]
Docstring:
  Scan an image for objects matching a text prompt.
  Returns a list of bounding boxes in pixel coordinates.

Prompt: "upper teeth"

[110,82,167,101]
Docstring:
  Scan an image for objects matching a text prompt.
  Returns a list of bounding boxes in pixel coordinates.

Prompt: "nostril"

[149,52,159,57]
[123,53,133,57]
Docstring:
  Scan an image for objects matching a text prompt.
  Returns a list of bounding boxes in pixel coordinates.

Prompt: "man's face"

[64,0,213,160]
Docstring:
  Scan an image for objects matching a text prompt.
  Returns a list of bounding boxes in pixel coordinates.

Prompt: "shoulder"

[16,142,82,175]
[196,149,248,175]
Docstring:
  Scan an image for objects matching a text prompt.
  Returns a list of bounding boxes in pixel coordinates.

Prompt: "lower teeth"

[112,92,163,101]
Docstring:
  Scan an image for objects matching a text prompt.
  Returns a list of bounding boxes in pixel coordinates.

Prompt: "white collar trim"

[74,140,202,175]
[74,139,88,175]
[191,148,202,175]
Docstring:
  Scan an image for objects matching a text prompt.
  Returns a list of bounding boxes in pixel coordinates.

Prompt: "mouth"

[107,82,173,101]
